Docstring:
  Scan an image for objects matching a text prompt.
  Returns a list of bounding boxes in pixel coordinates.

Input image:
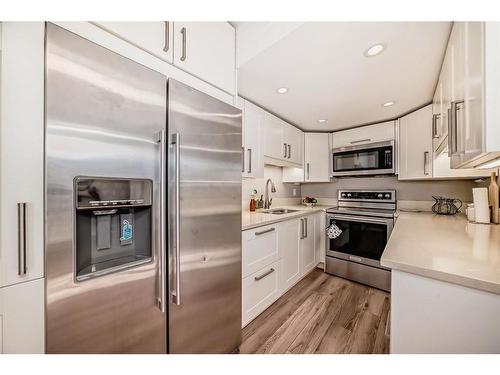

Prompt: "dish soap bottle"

[488,171,499,224]
[249,189,257,212]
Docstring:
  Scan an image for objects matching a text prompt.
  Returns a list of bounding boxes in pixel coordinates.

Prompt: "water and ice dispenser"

[74,177,153,281]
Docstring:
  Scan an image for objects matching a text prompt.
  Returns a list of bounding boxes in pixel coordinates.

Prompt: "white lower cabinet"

[242,213,324,327]
[242,260,281,327]
[0,278,45,353]
[280,219,301,292]
[299,216,316,275]
[242,224,279,278]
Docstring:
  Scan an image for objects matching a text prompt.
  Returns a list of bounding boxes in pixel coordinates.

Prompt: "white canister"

[473,188,490,224]
[465,203,475,222]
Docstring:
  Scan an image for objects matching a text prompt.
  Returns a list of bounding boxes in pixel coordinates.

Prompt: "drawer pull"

[254,227,275,236]
[254,268,275,281]
[348,255,362,263]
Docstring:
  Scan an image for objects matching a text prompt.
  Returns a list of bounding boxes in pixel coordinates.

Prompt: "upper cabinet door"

[242,100,265,178]
[173,22,236,95]
[0,23,45,288]
[330,121,395,149]
[263,113,285,160]
[304,133,330,182]
[94,22,174,63]
[398,105,433,180]
[284,124,304,166]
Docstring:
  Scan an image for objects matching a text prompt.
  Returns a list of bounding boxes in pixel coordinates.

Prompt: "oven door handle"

[327,213,392,226]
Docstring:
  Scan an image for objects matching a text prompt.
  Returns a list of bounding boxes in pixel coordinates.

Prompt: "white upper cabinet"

[173,22,236,95]
[94,22,174,63]
[241,99,264,178]
[398,105,433,180]
[94,22,236,95]
[433,22,500,169]
[283,123,304,166]
[263,112,304,167]
[0,22,45,288]
[304,133,330,182]
[263,113,285,160]
[398,104,492,180]
[330,121,395,149]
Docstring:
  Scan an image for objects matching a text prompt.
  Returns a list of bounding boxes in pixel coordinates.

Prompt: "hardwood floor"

[240,268,390,354]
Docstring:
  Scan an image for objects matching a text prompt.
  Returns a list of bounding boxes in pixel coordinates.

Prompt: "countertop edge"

[381,257,500,295]
[242,206,329,231]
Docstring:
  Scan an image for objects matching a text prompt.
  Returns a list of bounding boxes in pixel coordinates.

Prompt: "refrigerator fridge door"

[45,23,167,353]
[167,79,242,353]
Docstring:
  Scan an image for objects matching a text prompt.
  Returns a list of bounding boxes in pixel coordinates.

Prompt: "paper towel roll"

[473,188,490,224]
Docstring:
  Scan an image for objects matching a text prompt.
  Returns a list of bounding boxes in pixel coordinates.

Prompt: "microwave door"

[332,140,394,176]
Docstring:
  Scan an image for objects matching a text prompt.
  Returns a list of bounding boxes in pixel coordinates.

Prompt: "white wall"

[242,165,301,211]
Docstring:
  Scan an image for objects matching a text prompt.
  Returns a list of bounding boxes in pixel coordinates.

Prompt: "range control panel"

[338,190,396,202]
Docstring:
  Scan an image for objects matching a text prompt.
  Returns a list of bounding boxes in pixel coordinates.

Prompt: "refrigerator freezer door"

[45,23,167,353]
[167,79,242,353]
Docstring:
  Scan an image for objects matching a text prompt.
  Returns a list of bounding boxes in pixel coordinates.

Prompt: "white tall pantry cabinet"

[0,22,45,353]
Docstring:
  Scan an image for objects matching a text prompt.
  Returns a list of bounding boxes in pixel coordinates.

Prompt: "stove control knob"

[377,193,383,198]
[347,193,352,197]
[385,193,391,199]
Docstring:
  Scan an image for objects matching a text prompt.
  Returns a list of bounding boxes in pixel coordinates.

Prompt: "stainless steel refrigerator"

[45,23,242,354]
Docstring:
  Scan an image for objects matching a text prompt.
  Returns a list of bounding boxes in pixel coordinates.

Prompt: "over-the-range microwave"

[331,140,395,177]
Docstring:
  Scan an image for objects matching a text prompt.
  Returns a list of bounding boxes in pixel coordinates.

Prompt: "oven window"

[328,218,387,260]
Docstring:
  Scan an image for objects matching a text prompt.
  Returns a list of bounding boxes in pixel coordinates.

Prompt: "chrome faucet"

[264,178,276,209]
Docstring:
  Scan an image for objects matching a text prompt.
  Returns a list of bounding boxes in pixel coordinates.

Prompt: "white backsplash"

[242,165,301,212]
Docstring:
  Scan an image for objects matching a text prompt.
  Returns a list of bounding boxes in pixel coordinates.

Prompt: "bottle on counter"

[249,190,257,212]
[488,171,499,224]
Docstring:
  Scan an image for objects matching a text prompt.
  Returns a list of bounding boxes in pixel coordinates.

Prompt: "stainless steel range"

[325,189,396,291]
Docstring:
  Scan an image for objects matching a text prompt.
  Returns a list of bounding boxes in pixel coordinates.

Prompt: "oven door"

[326,213,393,269]
[331,140,394,176]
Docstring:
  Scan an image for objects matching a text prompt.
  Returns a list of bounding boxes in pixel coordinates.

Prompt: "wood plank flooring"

[240,268,390,354]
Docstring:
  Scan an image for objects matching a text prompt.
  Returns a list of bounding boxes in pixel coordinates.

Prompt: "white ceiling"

[235,22,452,131]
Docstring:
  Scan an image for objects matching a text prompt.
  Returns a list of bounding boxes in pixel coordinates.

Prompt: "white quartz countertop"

[242,205,332,231]
[381,211,500,295]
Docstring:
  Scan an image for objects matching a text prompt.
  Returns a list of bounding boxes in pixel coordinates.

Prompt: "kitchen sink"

[263,208,299,215]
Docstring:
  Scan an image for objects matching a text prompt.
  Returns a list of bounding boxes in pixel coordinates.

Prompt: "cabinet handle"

[17,202,27,276]
[163,21,170,52]
[424,151,429,175]
[241,147,245,173]
[248,148,252,173]
[306,163,310,180]
[255,227,275,236]
[305,217,308,238]
[300,218,305,239]
[254,268,275,281]
[350,138,371,144]
[180,27,187,62]
[288,144,291,159]
[432,114,440,138]
[283,143,287,158]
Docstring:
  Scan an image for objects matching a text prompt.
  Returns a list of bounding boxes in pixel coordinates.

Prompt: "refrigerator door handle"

[171,132,181,306]
[157,131,167,312]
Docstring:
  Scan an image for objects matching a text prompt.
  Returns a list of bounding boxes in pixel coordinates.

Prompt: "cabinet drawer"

[242,260,281,326]
[242,224,279,278]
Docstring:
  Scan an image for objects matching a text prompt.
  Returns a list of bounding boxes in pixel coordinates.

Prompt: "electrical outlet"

[292,188,297,196]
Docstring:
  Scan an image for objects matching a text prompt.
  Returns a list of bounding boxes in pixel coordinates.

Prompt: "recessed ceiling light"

[364,43,386,57]
[318,119,328,123]
[276,87,288,94]
[382,101,395,107]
